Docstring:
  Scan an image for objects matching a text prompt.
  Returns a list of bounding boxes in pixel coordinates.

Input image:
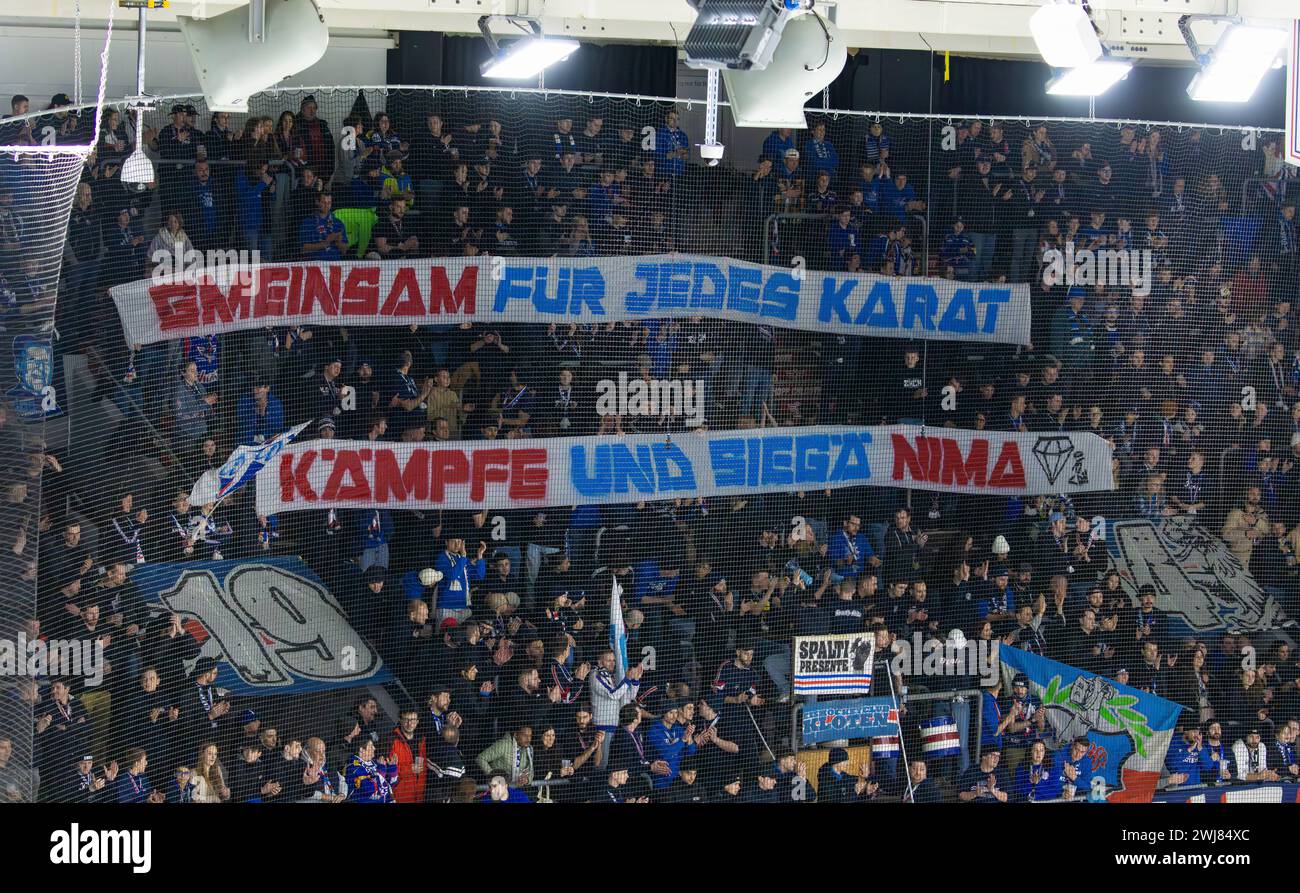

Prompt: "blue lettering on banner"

[818,278,1012,335]
[569,441,698,497]
[709,431,873,489]
[902,283,937,331]
[625,262,798,320]
[493,265,607,315]
[801,697,900,745]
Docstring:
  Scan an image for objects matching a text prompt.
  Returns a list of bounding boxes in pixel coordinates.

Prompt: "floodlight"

[1187,23,1287,102]
[1046,59,1133,96]
[479,16,579,80]
[1030,3,1103,68]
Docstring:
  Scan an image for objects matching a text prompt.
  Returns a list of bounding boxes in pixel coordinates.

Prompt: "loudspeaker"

[179,0,330,113]
[721,12,847,129]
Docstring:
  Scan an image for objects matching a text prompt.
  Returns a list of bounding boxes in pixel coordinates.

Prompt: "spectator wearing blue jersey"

[485,774,531,803]
[880,172,925,224]
[236,380,285,447]
[761,128,797,166]
[956,748,1009,802]
[976,566,1016,621]
[1164,726,1207,787]
[981,678,1006,752]
[1056,737,1093,799]
[114,748,165,803]
[345,737,397,803]
[354,508,394,572]
[188,159,221,249]
[654,109,690,178]
[802,121,839,179]
[827,207,860,271]
[646,700,697,790]
[235,160,275,258]
[1202,721,1234,783]
[864,120,890,165]
[299,191,347,261]
[940,218,976,279]
[1002,674,1045,772]
[1012,740,1062,802]
[856,161,885,212]
[826,514,878,580]
[434,535,488,626]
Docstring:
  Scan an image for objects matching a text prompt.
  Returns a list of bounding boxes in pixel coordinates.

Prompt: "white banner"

[253,424,1114,515]
[110,254,1032,346]
[793,634,876,695]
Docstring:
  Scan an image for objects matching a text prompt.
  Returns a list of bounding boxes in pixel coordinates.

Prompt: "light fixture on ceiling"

[478,15,579,80]
[1183,18,1288,103]
[1046,58,1133,96]
[1030,2,1103,68]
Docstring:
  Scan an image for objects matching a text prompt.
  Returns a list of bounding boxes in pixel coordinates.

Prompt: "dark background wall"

[388,33,677,96]
[390,33,1284,129]
[828,49,1285,128]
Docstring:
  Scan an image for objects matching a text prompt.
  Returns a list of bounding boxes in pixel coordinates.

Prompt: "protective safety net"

[1,84,1297,805]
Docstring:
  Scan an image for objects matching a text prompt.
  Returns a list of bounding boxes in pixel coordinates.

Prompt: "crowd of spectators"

[0,87,1298,803]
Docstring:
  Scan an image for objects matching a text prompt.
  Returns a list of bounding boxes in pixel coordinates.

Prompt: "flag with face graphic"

[1000,645,1182,802]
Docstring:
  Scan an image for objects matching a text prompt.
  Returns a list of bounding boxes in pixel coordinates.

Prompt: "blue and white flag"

[190,421,310,507]
[610,574,628,681]
[800,697,899,745]
[999,645,1182,802]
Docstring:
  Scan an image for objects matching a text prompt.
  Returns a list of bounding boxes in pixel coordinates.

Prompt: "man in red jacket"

[387,708,427,803]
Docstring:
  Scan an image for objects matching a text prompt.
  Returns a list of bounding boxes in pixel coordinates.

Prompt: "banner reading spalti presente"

[131,557,391,695]
[254,425,1113,515]
[793,633,876,696]
[109,254,1032,346]
[800,697,899,744]
[999,645,1182,803]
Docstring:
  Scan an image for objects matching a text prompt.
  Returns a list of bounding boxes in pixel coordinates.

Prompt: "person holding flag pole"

[185,421,311,559]
[591,575,644,768]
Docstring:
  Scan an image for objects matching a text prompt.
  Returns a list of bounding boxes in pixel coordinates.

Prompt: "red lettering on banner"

[431,450,471,500]
[890,434,1025,490]
[941,437,988,487]
[198,280,232,326]
[322,449,371,502]
[286,266,305,315]
[280,451,318,502]
[510,449,549,499]
[341,267,380,316]
[988,441,1026,488]
[150,282,199,331]
[430,266,477,314]
[227,273,253,322]
[381,267,425,316]
[374,448,430,502]
[274,445,551,508]
[471,449,510,502]
[301,266,341,317]
[253,266,290,319]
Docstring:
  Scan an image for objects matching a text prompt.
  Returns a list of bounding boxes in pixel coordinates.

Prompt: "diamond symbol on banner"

[1032,435,1074,486]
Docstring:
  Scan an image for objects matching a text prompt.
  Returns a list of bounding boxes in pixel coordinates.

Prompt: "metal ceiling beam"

[5,0,1295,63]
